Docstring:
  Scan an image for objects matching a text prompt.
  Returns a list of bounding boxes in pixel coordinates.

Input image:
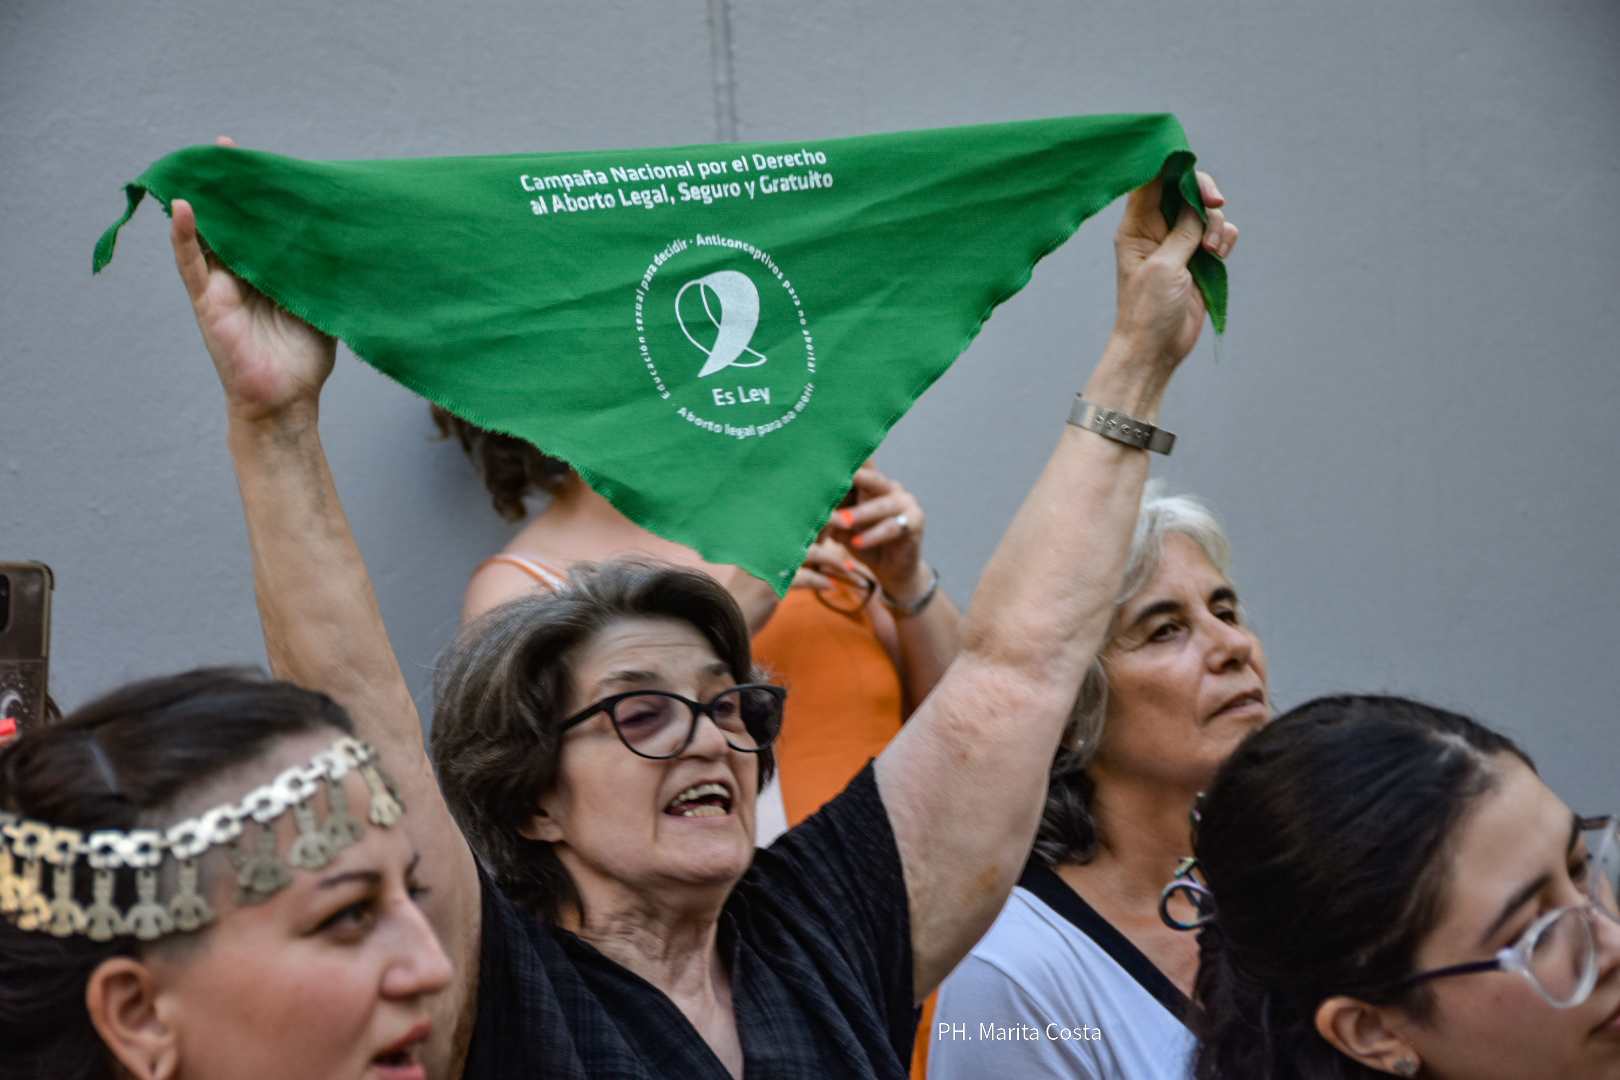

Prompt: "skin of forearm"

[958,335,1162,697]
[878,334,1167,998]
[226,409,423,758]
[892,587,961,713]
[721,568,780,637]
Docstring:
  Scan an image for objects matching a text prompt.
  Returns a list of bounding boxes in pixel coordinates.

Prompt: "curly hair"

[1191,695,1534,1080]
[430,557,773,917]
[431,405,572,522]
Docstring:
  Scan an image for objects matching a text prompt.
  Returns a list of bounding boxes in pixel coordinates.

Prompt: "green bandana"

[95,114,1223,592]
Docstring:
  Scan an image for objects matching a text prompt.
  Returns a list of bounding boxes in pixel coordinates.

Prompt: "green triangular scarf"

[96,114,1223,592]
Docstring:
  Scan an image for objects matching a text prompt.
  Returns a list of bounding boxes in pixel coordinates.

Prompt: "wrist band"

[881,565,940,617]
[1067,397,1175,455]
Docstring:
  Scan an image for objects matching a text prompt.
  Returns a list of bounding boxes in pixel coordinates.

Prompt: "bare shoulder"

[462,557,562,624]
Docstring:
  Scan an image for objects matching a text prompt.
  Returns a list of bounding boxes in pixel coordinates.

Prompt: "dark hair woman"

[0,668,449,1080]
[1191,696,1620,1080]
[167,164,1239,1080]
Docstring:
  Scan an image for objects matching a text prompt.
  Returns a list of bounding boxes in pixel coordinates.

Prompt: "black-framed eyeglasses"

[559,684,787,760]
[813,567,877,616]
[1396,815,1619,1009]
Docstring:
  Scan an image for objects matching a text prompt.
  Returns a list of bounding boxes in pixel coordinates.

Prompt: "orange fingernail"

[839,509,855,527]
[844,559,857,571]
[851,536,865,549]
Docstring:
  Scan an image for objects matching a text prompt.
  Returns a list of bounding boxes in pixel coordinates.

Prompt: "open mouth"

[371,1021,431,1080]
[373,1047,420,1073]
[665,782,733,818]
[1212,690,1265,718]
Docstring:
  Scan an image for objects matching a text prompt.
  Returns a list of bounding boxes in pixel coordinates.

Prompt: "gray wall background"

[2,0,1615,810]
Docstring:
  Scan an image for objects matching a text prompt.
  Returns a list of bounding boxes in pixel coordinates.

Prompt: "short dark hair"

[431,405,571,522]
[1190,695,1534,1080]
[0,668,353,1080]
[431,558,772,917]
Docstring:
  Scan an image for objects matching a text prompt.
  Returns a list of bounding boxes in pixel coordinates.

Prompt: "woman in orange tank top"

[755,464,961,826]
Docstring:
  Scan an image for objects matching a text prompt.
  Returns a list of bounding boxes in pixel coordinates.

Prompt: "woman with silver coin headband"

[0,667,450,1080]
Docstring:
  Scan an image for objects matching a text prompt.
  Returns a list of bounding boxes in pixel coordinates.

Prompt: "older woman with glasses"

[437,415,961,842]
[1190,696,1620,1080]
[167,162,1237,1080]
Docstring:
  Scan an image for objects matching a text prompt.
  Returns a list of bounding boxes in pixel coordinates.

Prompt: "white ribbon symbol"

[676,270,768,378]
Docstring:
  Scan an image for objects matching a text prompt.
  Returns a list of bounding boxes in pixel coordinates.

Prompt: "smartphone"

[0,562,53,741]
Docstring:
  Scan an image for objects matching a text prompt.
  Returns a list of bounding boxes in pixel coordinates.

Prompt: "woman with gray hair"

[929,483,1269,1080]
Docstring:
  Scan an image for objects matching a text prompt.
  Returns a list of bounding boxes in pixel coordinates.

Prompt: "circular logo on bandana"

[634,235,815,440]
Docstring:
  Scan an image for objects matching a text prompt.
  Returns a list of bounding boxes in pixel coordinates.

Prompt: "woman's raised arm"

[875,174,1238,1001]
[170,193,482,1075]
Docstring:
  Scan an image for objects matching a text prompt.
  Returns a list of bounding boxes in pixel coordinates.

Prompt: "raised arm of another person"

[805,464,962,714]
[875,174,1238,1002]
[170,193,482,1078]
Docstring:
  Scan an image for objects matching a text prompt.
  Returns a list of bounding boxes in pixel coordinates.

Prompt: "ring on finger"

[895,514,910,534]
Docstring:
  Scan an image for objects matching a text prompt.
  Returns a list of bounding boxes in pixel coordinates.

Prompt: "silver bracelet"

[1067,397,1175,455]
[880,565,940,617]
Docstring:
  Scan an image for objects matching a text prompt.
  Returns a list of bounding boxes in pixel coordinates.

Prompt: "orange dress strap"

[476,553,570,591]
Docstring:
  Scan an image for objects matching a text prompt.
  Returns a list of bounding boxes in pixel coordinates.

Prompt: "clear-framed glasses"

[559,684,786,760]
[1585,815,1619,918]
[1398,814,1619,1009]
[813,566,877,616]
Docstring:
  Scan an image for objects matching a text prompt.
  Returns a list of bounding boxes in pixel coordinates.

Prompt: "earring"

[1393,1057,1420,1078]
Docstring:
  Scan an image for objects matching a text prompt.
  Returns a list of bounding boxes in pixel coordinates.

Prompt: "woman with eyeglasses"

[1190,695,1620,1080]
[167,159,1237,1080]
[435,414,961,843]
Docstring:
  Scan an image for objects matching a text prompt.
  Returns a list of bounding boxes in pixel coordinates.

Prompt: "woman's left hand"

[826,464,932,605]
[171,138,336,426]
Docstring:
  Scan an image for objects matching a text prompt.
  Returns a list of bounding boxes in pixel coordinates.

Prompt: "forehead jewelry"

[0,735,402,942]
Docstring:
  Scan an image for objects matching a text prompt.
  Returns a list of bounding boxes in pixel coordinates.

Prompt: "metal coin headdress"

[0,735,403,941]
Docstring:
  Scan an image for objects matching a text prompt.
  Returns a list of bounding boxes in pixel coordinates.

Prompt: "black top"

[1015,859,1191,1025]
[463,764,918,1080]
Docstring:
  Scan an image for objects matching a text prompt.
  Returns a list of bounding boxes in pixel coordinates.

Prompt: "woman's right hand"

[1097,171,1237,407]
[169,142,335,424]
